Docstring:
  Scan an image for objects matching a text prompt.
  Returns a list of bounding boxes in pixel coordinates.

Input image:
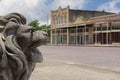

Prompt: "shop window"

[78,29,83,32]
[70,29,75,33]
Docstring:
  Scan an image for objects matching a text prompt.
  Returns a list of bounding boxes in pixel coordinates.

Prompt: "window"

[70,36,75,44]
[86,28,89,32]
[93,27,101,31]
[84,28,89,32]
[112,26,120,30]
[58,17,60,24]
[78,29,83,32]
[62,30,67,33]
[59,16,62,24]
[70,29,75,33]
[56,18,58,24]
[63,16,67,23]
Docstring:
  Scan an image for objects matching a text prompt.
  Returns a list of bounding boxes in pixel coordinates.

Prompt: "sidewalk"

[30,59,120,80]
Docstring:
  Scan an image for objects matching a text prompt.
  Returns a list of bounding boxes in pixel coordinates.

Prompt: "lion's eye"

[27,28,35,33]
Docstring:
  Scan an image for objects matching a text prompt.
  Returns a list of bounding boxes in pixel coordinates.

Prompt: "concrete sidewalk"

[30,59,120,80]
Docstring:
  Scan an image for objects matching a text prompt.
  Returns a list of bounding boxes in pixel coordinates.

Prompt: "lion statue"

[0,13,48,80]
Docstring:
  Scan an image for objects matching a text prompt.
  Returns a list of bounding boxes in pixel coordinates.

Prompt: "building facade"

[50,6,120,46]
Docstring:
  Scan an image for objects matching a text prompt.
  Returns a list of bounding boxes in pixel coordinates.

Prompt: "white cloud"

[50,0,86,10]
[25,0,39,8]
[0,0,87,25]
[97,0,120,13]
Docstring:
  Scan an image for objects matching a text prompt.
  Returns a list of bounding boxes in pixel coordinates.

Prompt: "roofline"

[69,9,115,14]
[91,13,119,19]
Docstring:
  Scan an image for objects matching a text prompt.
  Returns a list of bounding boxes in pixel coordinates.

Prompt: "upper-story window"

[57,17,59,24]
[61,17,63,24]
[63,16,67,24]
[56,17,59,25]
[56,16,62,25]
[55,16,65,25]
[59,16,62,24]
[53,18,56,25]
[58,16,61,24]
[54,18,57,25]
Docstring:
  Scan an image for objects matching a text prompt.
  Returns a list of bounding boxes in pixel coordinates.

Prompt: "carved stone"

[0,13,48,80]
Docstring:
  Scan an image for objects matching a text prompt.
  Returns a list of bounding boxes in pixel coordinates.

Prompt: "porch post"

[55,29,57,44]
[67,27,69,45]
[76,25,78,45]
[106,22,109,45]
[84,24,86,45]
[60,28,62,44]
[95,24,97,45]
[50,29,53,45]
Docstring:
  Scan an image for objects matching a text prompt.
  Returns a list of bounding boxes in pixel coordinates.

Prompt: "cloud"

[50,0,87,10]
[0,0,48,23]
[97,0,120,13]
[0,0,88,25]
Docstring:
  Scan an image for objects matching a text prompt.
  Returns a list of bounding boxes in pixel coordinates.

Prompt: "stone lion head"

[0,13,48,80]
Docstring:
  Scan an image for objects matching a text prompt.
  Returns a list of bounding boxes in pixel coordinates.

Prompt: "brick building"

[50,6,120,46]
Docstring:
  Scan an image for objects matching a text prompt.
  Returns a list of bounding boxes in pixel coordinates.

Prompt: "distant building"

[50,6,120,46]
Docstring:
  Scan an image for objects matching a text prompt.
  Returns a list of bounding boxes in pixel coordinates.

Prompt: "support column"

[76,26,78,45]
[84,24,86,45]
[100,24,103,44]
[55,29,57,45]
[82,28,84,44]
[95,24,97,45]
[109,22,112,44]
[91,26,94,44]
[60,28,62,44]
[50,29,53,45]
[106,22,109,45]
[67,27,69,45]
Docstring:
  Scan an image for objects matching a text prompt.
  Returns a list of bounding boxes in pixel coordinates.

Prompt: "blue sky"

[84,0,110,10]
[0,0,120,25]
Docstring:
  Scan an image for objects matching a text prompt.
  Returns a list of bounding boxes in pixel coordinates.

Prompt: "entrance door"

[102,33,111,44]
[102,33,106,44]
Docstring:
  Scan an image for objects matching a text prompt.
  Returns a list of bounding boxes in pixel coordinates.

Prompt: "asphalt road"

[38,46,120,67]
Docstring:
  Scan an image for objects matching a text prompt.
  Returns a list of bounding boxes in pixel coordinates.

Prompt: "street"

[29,46,120,80]
[39,46,120,67]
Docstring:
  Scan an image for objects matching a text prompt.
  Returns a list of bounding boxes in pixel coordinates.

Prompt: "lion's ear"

[0,17,8,26]
[2,22,19,38]
[4,13,26,25]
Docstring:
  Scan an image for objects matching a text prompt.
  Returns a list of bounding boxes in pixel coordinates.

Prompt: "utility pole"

[46,14,48,32]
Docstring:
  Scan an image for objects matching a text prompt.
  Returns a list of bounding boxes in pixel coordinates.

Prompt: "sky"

[0,0,120,25]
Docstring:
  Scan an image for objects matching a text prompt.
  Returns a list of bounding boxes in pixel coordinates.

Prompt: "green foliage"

[28,20,41,30]
[28,20,51,37]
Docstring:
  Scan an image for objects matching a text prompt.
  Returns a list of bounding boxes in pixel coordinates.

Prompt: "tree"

[28,20,51,37]
[28,20,41,30]
[39,24,51,37]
